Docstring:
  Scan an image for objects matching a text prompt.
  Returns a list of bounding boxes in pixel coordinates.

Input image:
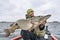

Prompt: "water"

[0,22,60,40]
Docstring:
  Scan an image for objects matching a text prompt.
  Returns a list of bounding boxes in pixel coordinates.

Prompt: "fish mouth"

[4,29,10,37]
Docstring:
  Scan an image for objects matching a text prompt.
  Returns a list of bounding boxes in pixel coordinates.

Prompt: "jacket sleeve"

[25,14,28,19]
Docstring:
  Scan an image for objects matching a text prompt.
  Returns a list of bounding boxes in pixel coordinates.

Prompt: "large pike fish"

[4,14,51,37]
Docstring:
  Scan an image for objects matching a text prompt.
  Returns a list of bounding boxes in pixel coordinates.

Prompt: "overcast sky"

[0,0,60,22]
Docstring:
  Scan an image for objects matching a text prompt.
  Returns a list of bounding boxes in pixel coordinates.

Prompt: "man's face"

[29,11,34,16]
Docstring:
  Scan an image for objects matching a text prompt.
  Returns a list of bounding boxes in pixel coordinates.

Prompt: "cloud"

[0,0,33,21]
[34,2,55,15]
[0,0,60,22]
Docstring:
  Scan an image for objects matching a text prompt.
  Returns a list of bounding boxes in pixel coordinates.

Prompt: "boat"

[12,34,57,40]
[12,26,58,40]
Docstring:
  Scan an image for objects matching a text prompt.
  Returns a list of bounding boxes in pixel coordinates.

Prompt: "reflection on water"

[0,22,60,40]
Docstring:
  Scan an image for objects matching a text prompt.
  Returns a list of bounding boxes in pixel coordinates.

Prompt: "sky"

[0,0,60,22]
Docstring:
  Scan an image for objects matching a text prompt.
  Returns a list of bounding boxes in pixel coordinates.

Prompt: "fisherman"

[21,9,46,40]
[26,9,46,35]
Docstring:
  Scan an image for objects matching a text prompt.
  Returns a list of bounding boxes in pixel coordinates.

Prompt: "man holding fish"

[21,9,48,40]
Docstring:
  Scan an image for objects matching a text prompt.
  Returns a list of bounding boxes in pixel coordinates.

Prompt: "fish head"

[4,29,10,37]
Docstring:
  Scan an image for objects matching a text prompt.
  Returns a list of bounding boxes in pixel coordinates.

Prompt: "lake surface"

[0,22,60,40]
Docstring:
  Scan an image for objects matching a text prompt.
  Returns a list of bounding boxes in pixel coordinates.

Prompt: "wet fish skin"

[4,14,51,37]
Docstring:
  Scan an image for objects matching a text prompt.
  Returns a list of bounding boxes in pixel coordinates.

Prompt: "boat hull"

[12,34,58,40]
